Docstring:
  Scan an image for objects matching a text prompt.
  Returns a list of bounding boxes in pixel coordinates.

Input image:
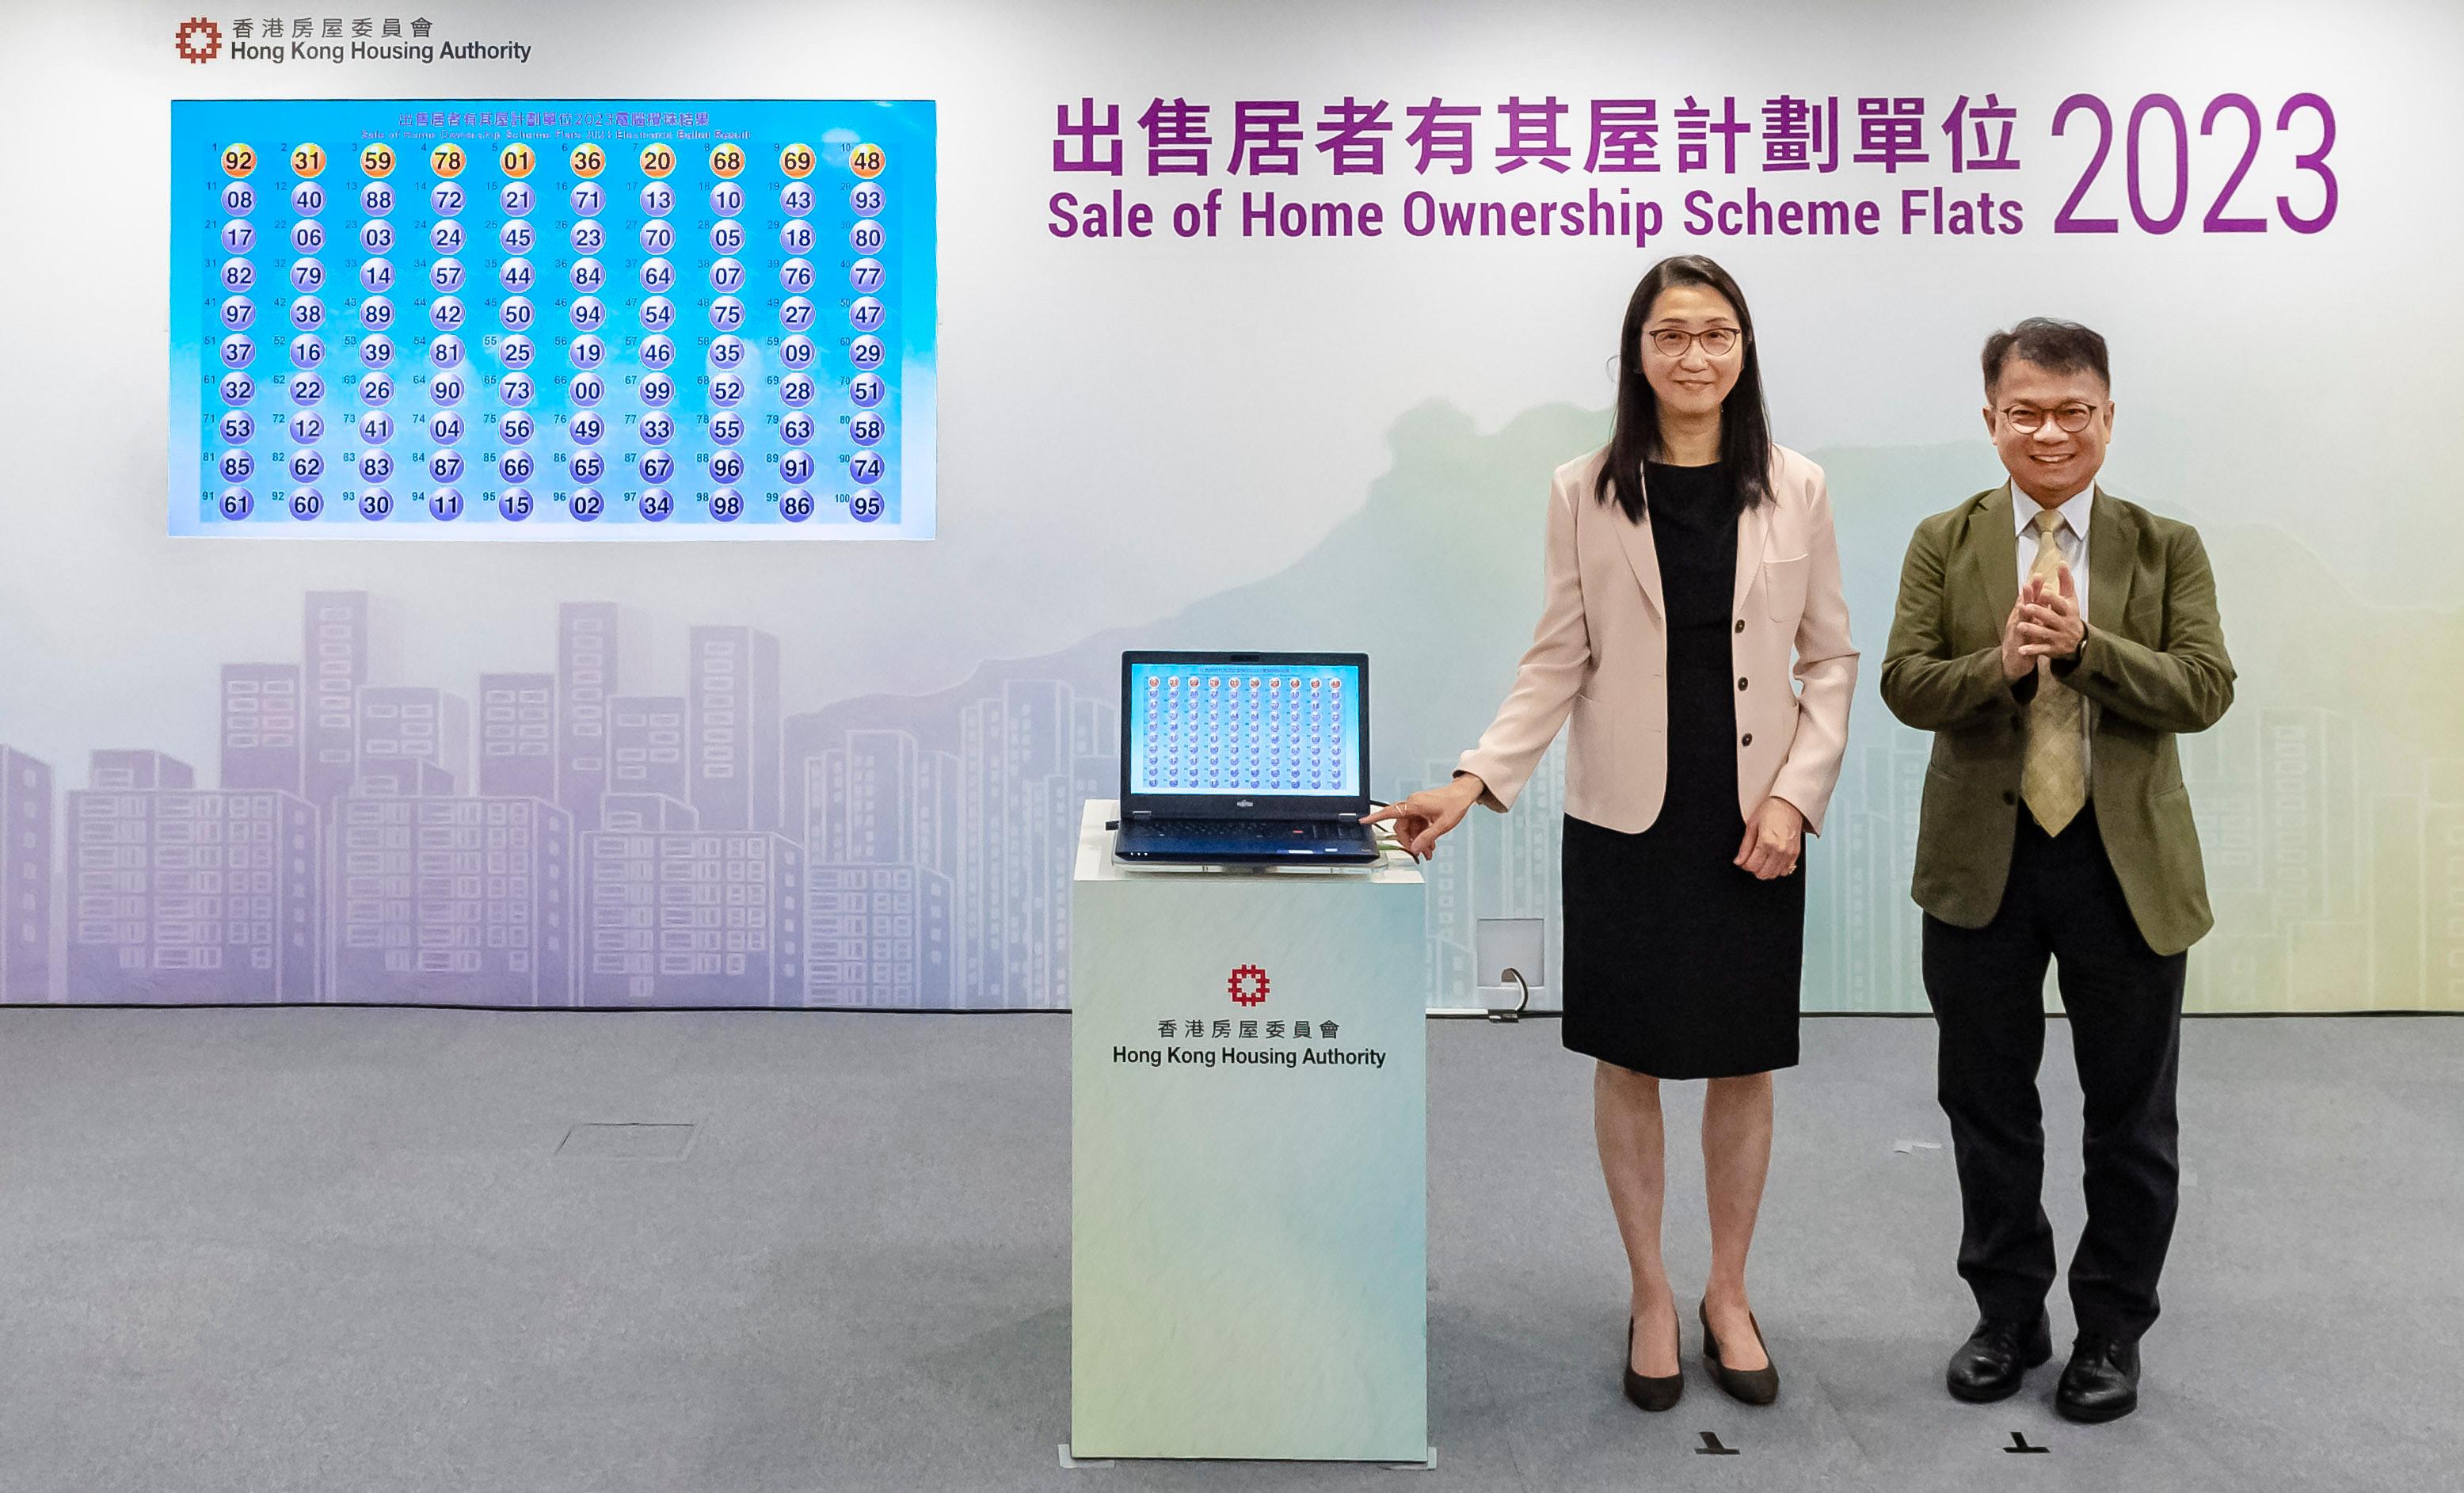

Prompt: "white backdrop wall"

[2,0,2459,1010]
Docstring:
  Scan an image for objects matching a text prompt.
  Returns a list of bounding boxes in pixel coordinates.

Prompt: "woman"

[1365,256,1855,1410]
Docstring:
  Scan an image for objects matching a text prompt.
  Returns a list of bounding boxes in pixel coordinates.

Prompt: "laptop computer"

[1113,650,1381,866]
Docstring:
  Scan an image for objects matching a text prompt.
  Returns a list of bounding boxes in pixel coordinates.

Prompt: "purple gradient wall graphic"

[19,589,1118,1008]
[4,413,2451,1013]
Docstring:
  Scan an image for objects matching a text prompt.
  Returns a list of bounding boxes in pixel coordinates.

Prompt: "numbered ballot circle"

[360,141,396,177]
[708,141,746,178]
[222,142,257,177]
[500,141,536,178]
[290,142,326,177]
[848,142,886,179]
[779,142,817,179]
[569,141,606,178]
[639,141,676,178]
[429,141,467,178]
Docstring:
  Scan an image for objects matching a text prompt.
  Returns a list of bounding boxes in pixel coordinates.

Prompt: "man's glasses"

[2000,402,2099,433]
[1647,326,1742,358]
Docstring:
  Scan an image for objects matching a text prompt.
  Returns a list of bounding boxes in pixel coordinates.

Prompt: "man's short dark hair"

[1982,318,2109,396]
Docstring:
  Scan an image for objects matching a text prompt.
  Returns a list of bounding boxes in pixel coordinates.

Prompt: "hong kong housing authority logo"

[174,15,223,62]
[1228,963,1270,1007]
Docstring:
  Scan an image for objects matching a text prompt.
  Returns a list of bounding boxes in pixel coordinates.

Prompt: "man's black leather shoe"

[2055,1335,2141,1423]
[1945,1312,2053,1403]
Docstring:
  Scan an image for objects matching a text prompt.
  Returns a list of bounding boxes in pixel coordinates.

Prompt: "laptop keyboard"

[1125,817,1370,846]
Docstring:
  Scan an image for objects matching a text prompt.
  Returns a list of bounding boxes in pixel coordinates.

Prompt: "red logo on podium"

[1228,963,1270,1007]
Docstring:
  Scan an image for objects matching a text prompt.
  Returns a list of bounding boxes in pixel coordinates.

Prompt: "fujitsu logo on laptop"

[1236,798,1255,808]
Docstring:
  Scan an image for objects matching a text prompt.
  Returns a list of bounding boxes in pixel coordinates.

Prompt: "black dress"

[1560,460,1803,1080]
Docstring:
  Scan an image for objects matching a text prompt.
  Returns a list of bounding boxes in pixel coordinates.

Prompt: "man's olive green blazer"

[1879,484,2234,957]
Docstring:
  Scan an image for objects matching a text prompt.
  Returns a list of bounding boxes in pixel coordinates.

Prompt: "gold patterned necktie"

[2020,508,2087,835]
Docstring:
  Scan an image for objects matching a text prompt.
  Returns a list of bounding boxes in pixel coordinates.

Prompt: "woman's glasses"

[1647,326,1742,358]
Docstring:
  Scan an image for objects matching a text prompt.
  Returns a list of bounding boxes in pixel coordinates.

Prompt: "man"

[1879,318,2234,1423]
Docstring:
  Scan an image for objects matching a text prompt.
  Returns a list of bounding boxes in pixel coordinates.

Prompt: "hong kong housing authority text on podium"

[1069,801,1429,1463]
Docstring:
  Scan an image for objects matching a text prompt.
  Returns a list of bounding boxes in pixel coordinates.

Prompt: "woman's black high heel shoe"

[1623,1313,1684,1411]
[1700,1299,1779,1405]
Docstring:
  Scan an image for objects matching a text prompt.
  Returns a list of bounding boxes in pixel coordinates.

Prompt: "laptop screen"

[1125,658,1363,799]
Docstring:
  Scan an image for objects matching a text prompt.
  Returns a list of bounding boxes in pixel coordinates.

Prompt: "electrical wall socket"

[1475,917,1546,988]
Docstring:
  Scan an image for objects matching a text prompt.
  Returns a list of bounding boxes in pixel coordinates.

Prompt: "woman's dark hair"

[1594,254,1774,524]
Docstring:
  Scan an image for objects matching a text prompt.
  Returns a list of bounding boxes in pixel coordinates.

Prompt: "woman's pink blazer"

[1456,444,1858,835]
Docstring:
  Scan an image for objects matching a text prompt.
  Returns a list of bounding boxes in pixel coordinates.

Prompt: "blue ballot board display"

[1070,801,1429,1461]
[170,98,937,539]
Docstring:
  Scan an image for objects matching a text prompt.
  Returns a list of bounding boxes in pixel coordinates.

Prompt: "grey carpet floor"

[0,1009,2454,1493]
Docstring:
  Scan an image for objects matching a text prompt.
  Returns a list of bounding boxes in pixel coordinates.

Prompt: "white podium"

[1069,800,1429,1462]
